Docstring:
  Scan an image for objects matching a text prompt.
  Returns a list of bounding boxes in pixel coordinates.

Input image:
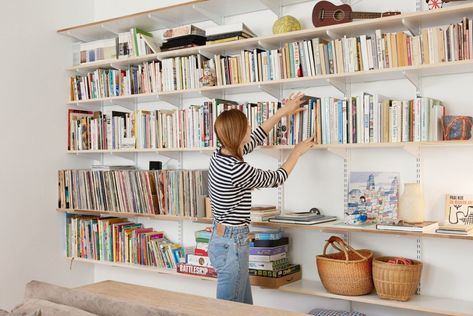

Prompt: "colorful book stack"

[250,205,280,222]
[248,230,301,288]
[177,228,217,278]
[65,214,184,269]
[161,24,206,52]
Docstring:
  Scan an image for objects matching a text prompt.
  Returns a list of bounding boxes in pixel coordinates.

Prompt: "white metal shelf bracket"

[326,30,341,40]
[100,24,119,35]
[158,95,181,106]
[199,90,224,100]
[197,49,214,60]
[259,84,281,99]
[147,14,175,28]
[402,143,420,158]
[401,18,419,36]
[402,71,420,95]
[157,151,181,161]
[326,79,347,95]
[327,147,348,159]
[66,30,88,42]
[259,0,282,17]
[192,4,224,25]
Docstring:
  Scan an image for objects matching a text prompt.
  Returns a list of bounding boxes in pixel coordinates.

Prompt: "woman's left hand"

[279,92,307,116]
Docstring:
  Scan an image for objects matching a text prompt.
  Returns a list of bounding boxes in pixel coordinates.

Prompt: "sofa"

[1,281,191,316]
[0,281,366,316]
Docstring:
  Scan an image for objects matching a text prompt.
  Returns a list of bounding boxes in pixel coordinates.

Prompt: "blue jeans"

[208,223,253,304]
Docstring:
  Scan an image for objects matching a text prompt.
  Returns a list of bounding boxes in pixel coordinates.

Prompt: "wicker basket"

[316,236,374,296]
[373,256,422,301]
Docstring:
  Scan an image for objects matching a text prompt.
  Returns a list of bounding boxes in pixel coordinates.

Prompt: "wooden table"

[79,280,308,316]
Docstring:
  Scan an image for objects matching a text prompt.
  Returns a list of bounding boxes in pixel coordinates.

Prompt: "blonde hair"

[214,109,248,161]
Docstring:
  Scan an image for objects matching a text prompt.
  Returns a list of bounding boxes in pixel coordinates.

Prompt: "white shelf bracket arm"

[258,84,281,99]
[147,14,176,28]
[401,18,419,36]
[158,95,181,106]
[66,31,89,42]
[199,90,224,100]
[326,79,347,95]
[259,0,282,17]
[100,24,119,35]
[402,71,420,95]
[326,30,340,40]
[192,4,224,25]
[197,49,214,60]
[327,147,348,159]
[402,143,420,158]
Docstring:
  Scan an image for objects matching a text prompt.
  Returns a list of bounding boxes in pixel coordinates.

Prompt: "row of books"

[70,61,161,101]
[68,94,447,152]
[77,28,159,65]
[58,168,209,217]
[65,215,183,268]
[70,17,473,97]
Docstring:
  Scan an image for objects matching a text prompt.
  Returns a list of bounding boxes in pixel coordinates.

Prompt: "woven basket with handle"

[316,236,374,296]
[373,256,422,301]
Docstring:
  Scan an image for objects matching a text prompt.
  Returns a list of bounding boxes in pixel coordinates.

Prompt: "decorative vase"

[398,183,425,223]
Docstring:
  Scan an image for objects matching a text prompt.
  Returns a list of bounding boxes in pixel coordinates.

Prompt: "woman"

[208,92,314,304]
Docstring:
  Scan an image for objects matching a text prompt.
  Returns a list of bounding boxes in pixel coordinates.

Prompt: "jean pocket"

[208,239,230,270]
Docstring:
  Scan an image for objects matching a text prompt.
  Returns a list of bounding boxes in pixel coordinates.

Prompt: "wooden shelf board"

[57,208,195,221]
[58,0,312,42]
[192,218,473,241]
[279,280,473,316]
[66,141,473,155]
[66,257,216,281]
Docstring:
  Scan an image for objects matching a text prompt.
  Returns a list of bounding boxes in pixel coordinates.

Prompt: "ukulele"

[426,0,466,10]
[312,1,401,27]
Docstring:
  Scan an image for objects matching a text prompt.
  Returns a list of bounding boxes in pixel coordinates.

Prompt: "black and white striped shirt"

[208,126,288,225]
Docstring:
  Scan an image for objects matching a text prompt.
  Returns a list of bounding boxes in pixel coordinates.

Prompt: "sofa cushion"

[11,299,97,316]
[25,281,190,316]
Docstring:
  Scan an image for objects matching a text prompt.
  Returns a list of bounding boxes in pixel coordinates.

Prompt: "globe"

[272,15,302,34]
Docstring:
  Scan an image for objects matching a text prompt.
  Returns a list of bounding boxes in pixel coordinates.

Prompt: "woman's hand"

[279,92,308,116]
[293,136,315,156]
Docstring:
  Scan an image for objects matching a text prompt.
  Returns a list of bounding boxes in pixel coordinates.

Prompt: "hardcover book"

[445,194,473,225]
[376,220,438,232]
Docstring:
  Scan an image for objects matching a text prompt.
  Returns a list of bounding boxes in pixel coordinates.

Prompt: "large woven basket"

[373,256,422,301]
[316,236,374,296]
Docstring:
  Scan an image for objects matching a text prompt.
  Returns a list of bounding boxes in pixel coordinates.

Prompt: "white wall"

[0,0,95,310]
[78,0,473,315]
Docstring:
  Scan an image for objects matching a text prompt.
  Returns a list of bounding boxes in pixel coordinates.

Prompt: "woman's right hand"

[293,136,315,156]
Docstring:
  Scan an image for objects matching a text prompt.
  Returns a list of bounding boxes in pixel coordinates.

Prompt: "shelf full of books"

[68,94,457,153]
[67,14,473,103]
[57,167,209,218]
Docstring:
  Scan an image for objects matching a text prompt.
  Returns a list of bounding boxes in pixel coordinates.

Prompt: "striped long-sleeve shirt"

[208,126,288,225]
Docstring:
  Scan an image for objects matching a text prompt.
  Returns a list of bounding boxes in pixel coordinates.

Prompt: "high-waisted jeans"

[208,223,253,304]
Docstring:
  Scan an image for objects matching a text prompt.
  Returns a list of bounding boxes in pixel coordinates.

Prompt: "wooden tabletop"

[78,280,307,316]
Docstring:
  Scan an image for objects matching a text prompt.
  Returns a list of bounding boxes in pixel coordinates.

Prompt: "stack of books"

[250,205,280,222]
[205,23,256,45]
[435,224,473,235]
[249,230,301,288]
[161,24,206,51]
[376,221,439,232]
[177,228,217,278]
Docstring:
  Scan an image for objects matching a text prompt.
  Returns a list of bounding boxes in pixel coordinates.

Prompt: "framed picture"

[347,172,400,225]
